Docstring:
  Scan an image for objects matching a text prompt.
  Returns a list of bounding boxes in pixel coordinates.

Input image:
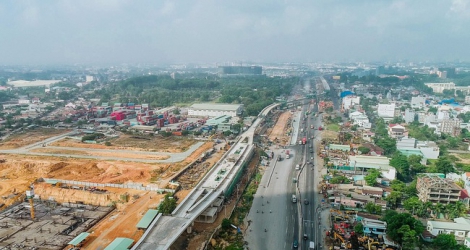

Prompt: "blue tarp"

[340,91,355,98]
[439,98,458,105]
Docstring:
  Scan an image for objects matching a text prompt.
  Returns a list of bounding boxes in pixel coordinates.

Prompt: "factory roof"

[190,103,242,111]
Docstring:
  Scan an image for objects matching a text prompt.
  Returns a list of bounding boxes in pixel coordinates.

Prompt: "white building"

[349,155,397,180]
[396,137,440,161]
[425,82,455,93]
[377,103,396,119]
[418,112,436,124]
[85,75,94,82]
[437,110,451,121]
[188,103,243,118]
[342,96,361,111]
[465,96,470,104]
[427,218,470,239]
[411,96,427,108]
[18,99,30,105]
[404,109,416,124]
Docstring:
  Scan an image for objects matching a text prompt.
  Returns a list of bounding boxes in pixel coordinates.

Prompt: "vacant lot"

[0,128,71,149]
[51,134,197,153]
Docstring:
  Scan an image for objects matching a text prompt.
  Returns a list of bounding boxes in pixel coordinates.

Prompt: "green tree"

[436,157,455,175]
[364,169,381,186]
[358,146,371,155]
[389,152,410,181]
[375,136,396,156]
[382,211,424,245]
[433,234,458,250]
[221,218,232,230]
[158,194,177,215]
[354,223,364,235]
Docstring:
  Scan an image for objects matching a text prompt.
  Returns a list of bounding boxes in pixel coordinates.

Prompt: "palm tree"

[432,203,445,219]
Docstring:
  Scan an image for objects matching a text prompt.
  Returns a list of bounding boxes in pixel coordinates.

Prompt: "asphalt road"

[245,147,299,250]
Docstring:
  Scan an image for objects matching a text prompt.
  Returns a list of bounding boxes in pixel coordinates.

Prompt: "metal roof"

[136,209,159,229]
[190,103,242,111]
[68,232,90,246]
[104,237,134,250]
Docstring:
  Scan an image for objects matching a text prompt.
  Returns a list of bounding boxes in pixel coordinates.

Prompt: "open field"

[30,148,171,160]
[0,128,71,149]
[51,134,197,153]
[326,123,340,132]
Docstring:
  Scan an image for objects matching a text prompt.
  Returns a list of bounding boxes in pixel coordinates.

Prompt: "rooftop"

[428,220,470,232]
[190,103,242,111]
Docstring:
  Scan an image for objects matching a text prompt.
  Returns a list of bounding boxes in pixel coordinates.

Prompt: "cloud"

[0,0,469,65]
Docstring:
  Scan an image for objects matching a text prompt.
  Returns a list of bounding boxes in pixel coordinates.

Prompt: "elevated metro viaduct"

[132,103,281,250]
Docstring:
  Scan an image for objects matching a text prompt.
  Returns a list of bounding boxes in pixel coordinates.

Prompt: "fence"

[41,178,175,193]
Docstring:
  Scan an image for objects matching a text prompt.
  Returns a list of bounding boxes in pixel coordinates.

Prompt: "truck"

[302,137,307,145]
[309,241,315,249]
[310,125,314,129]
[286,150,290,159]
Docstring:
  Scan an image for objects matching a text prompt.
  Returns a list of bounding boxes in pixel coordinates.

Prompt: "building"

[411,96,427,109]
[465,96,470,105]
[85,75,94,82]
[388,124,407,139]
[427,218,470,239]
[362,218,387,236]
[377,103,396,119]
[425,82,455,93]
[404,109,416,124]
[438,67,456,78]
[188,103,243,118]
[417,174,461,204]
[348,155,397,180]
[437,70,447,79]
[218,66,262,76]
[440,118,461,136]
[342,96,361,111]
[396,137,439,160]
[418,112,436,124]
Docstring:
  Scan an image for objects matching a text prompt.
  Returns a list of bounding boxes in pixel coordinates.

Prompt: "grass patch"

[454,153,470,159]
[327,123,340,132]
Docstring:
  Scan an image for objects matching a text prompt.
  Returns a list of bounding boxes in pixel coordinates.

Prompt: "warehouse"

[188,103,243,118]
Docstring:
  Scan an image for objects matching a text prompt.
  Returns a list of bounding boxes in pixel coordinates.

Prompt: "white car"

[295,164,300,170]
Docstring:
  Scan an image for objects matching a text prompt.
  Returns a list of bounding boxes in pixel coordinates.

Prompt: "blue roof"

[340,91,355,98]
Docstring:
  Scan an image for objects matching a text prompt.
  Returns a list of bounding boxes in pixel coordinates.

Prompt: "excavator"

[329,230,352,249]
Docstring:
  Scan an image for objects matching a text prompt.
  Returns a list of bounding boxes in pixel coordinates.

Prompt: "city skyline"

[1,0,470,65]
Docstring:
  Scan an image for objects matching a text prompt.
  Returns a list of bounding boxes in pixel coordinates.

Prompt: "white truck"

[309,241,315,249]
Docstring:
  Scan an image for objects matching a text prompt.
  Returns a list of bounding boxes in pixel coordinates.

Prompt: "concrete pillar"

[186,226,192,234]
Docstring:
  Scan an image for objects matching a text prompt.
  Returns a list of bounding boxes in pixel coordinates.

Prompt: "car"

[303,234,308,240]
[304,199,309,205]
[293,240,299,248]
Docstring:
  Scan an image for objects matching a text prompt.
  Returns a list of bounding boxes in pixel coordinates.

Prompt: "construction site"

[326,209,398,250]
[0,128,226,249]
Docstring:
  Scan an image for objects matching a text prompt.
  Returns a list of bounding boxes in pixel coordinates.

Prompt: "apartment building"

[388,124,407,139]
[417,174,461,204]
[425,82,456,93]
[440,118,461,136]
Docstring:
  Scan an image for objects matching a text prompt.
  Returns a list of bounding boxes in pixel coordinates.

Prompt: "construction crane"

[331,231,352,249]
[26,188,35,220]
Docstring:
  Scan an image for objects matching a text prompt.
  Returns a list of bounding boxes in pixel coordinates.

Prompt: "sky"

[0,0,470,65]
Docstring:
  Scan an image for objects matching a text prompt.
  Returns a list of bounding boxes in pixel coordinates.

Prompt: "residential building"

[360,143,384,156]
[418,112,437,124]
[411,96,427,109]
[362,218,387,236]
[425,82,455,93]
[362,131,375,142]
[351,114,370,128]
[437,110,451,121]
[188,103,243,118]
[417,174,461,204]
[440,118,461,136]
[85,75,94,82]
[404,109,416,124]
[427,218,470,239]
[465,96,470,105]
[377,103,396,119]
[465,238,470,248]
[342,96,361,111]
[388,124,407,139]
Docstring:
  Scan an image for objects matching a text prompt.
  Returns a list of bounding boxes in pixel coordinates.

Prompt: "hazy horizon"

[1,0,470,65]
